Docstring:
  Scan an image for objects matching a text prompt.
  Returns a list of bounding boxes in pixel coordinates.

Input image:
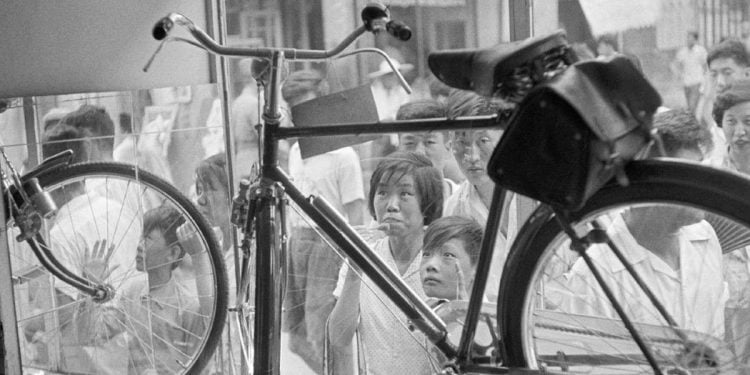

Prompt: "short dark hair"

[713,78,750,126]
[707,39,750,67]
[446,89,502,118]
[396,99,449,140]
[143,204,186,270]
[196,153,229,194]
[428,75,452,99]
[42,123,90,164]
[59,105,115,154]
[687,31,699,40]
[397,99,447,120]
[651,109,712,157]
[368,151,443,225]
[423,216,484,265]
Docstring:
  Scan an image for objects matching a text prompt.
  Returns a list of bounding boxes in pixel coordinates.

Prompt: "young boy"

[123,204,207,374]
[420,215,484,302]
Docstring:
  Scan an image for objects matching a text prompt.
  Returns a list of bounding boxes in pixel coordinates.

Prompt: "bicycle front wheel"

[499,159,750,373]
[8,162,227,375]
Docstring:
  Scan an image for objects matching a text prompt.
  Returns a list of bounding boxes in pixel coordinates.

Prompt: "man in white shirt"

[283,69,366,372]
[695,39,750,167]
[557,109,726,338]
[673,31,708,114]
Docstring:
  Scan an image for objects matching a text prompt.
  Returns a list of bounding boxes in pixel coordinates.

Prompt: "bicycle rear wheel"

[8,162,227,375]
[499,160,750,373]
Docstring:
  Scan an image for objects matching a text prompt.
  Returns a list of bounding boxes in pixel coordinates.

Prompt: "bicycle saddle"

[428,30,569,98]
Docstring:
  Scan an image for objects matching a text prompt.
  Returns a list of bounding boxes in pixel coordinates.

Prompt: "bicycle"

[4,2,740,374]
[1,141,228,372]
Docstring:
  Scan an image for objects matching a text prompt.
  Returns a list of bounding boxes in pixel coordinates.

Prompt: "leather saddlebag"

[487,56,661,211]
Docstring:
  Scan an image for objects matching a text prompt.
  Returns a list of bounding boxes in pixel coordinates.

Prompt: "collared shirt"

[122,275,206,374]
[444,180,489,224]
[560,215,727,336]
[720,158,750,309]
[335,238,438,375]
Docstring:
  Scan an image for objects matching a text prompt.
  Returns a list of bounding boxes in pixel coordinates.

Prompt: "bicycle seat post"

[260,51,284,177]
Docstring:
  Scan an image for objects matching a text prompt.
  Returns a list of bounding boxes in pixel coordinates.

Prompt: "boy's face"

[398,132,450,170]
[136,229,178,272]
[420,238,475,300]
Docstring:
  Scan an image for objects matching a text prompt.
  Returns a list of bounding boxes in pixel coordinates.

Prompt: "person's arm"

[344,199,365,226]
[337,148,366,226]
[695,72,717,128]
[177,224,215,316]
[327,264,361,348]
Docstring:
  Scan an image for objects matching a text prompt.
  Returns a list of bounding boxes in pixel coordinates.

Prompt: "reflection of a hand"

[453,261,470,301]
[81,239,118,284]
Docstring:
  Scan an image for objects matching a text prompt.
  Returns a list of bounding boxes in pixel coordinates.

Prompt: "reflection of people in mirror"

[555,110,725,338]
[122,205,207,375]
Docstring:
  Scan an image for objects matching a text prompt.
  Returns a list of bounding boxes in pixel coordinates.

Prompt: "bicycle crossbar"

[273,115,505,140]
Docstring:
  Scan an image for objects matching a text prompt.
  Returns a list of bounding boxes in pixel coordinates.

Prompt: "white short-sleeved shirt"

[676,45,708,87]
[288,142,365,226]
[559,215,727,336]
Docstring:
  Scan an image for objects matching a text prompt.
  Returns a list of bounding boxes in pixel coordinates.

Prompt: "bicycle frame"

[238,45,513,373]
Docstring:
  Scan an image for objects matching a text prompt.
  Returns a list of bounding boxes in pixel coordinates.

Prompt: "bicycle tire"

[251,191,285,374]
[8,161,227,375]
[498,159,750,373]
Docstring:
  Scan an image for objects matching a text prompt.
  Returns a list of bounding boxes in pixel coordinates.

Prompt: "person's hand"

[352,222,389,245]
[82,239,118,284]
[177,223,205,257]
[454,261,470,301]
[702,71,717,100]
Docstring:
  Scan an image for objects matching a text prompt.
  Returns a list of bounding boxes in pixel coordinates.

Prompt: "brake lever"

[337,47,413,94]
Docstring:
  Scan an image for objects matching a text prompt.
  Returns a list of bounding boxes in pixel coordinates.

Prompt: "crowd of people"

[13,26,750,374]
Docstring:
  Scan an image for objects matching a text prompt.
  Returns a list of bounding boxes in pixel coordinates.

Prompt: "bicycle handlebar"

[150,3,410,61]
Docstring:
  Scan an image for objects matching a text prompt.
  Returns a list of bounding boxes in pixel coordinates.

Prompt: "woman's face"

[451,129,501,186]
[195,174,230,230]
[723,101,750,167]
[373,174,424,239]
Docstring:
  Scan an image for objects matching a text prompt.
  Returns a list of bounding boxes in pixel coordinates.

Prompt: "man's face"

[630,147,705,231]
[451,129,502,186]
[722,101,750,165]
[709,57,749,93]
[398,132,450,170]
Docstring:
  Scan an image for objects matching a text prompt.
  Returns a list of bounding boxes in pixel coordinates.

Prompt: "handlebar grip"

[386,20,412,41]
[152,14,176,40]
